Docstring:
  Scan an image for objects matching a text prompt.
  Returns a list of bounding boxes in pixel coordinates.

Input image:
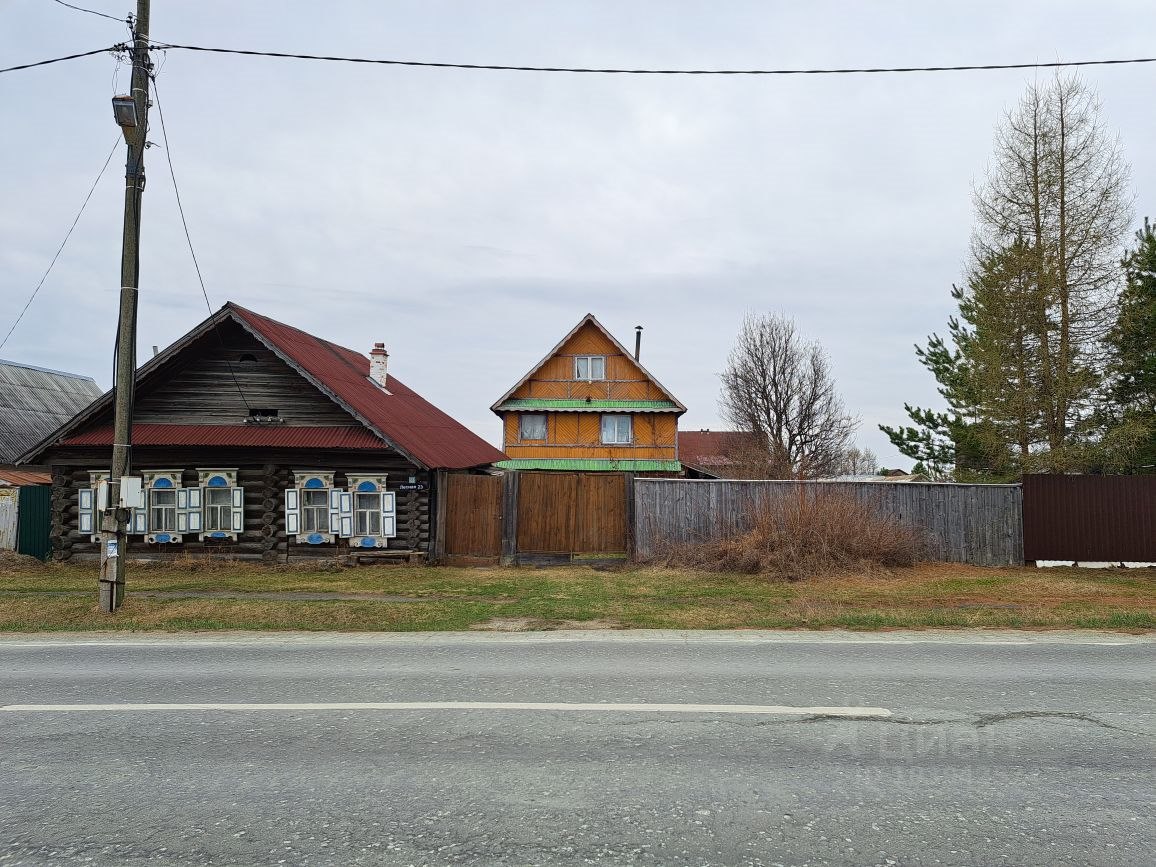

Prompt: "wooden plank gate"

[439,473,503,564]
[438,472,629,565]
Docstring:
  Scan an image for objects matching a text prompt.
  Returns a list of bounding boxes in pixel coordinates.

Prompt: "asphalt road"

[1,630,1153,866]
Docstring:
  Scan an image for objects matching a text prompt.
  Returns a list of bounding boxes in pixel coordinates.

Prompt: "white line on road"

[0,701,892,717]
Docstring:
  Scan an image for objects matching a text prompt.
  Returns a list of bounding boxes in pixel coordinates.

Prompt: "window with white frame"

[197,469,244,540]
[79,470,111,541]
[519,413,547,440]
[347,475,397,549]
[601,414,633,444]
[574,355,606,381]
[285,471,343,544]
[141,470,194,543]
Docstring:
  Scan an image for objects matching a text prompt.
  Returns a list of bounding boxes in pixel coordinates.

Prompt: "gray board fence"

[632,479,1024,567]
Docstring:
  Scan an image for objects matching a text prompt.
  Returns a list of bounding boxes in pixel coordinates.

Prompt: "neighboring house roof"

[0,359,102,464]
[823,473,929,483]
[491,313,687,414]
[22,304,507,471]
[0,467,51,486]
[677,430,764,477]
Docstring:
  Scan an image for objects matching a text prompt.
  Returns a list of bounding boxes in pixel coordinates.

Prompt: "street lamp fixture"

[111,95,137,129]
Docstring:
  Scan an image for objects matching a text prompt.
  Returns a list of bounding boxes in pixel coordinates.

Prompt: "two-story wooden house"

[491,314,685,472]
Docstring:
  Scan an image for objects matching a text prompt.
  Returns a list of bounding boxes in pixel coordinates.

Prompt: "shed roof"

[23,305,507,471]
[0,359,101,464]
[677,430,765,476]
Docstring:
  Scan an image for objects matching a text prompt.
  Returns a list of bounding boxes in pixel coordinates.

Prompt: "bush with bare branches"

[657,491,919,580]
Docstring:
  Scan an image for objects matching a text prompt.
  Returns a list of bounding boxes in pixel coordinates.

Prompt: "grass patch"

[0,559,1151,632]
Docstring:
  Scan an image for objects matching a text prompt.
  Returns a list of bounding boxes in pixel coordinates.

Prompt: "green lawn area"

[0,558,1152,632]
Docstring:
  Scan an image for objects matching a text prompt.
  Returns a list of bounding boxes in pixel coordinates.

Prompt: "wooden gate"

[439,473,502,563]
[515,472,627,562]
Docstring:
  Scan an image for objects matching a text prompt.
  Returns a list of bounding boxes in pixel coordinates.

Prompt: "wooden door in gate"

[441,474,502,561]
[516,472,627,556]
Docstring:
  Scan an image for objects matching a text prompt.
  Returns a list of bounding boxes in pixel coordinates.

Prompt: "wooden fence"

[632,479,1024,566]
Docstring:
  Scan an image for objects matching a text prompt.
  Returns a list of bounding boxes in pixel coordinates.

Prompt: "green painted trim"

[495,459,682,472]
[496,399,681,411]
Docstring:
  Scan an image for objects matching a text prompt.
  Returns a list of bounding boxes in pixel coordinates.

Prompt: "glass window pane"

[520,414,547,440]
[575,357,588,379]
[591,357,605,379]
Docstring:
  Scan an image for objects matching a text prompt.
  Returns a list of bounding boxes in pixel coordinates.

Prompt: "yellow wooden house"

[491,314,686,472]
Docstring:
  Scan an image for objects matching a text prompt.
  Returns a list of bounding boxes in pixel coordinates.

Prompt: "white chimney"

[369,342,389,387]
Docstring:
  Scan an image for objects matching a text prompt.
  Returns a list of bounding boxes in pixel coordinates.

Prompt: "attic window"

[245,407,283,425]
[238,353,257,364]
[575,356,606,381]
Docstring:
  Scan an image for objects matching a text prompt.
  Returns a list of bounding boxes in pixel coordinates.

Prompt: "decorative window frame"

[286,471,346,545]
[574,355,607,381]
[197,468,244,541]
[346,475,397,549]
[141,470,192,544]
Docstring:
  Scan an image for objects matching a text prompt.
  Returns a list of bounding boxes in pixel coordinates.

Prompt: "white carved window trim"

[287,471,346,545]
[141,470,189,544]
[346,474,397,549]
[197,468,243,541]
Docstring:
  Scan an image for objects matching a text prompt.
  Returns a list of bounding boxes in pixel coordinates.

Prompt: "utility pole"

[100,0,151,613]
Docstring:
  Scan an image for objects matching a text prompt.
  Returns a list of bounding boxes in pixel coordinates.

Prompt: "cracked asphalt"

[1,630,1152,866]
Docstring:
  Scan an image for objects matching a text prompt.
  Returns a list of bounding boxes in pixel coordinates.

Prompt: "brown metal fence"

[1022,474,1156,562]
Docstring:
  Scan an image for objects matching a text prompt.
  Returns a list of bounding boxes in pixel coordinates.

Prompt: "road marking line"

[0,701,891,717]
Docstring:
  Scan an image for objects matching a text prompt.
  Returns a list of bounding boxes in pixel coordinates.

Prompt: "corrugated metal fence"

[632,480,1024,566]
[1022,474,1156,562]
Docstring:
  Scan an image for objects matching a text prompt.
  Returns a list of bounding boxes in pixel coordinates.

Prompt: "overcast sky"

[2,0,1154,465]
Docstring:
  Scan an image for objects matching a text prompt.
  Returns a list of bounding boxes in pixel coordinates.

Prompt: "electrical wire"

[50,0,125,23]
[0,136,121,354]
[150,74,251,411]
[0,44,124,74]
[147,42,1156,75]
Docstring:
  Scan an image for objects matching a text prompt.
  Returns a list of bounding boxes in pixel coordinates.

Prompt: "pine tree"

[1105,218,1156,470]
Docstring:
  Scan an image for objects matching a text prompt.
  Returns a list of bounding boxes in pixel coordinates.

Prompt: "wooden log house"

[491,314,686,473]
[21,303,506,562]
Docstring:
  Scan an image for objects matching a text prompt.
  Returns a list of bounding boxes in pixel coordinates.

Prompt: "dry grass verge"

[654,491,919,579]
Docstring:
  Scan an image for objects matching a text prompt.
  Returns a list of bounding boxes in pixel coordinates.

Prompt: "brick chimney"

[369,342,389,387]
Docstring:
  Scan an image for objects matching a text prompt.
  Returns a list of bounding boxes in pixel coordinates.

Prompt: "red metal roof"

[63,424,386,449]
[228,305,507,469]
[678,430,763,472]
[0,468,51,485]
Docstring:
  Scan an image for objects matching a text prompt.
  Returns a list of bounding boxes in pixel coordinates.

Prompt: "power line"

[0,44,123,74]
[0,136,121,353]
[147,42,1156,75]
[151,74,251,411]
[49,0,126,23]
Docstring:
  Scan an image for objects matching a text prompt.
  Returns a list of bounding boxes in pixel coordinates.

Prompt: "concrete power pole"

[99,0,151,613]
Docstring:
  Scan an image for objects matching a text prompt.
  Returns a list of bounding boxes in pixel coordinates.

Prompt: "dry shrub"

[660,491,920,580]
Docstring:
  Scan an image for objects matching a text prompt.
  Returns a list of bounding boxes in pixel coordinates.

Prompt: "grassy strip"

[0,561,1151,632]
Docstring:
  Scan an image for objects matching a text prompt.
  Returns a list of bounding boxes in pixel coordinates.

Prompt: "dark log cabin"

[21,303,506,562]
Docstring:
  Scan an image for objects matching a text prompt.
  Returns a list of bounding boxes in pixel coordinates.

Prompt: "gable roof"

[677,430,765,476]
[0,360,102,464]
[22,304,506,471]
[490,313,686,414]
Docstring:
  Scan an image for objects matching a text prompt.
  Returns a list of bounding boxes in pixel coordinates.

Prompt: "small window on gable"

[238,353,258,365]
[519,414,547,441]
[574,356,606,381]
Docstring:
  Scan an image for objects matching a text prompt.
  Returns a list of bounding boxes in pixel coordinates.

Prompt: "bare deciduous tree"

[836,446,879,476]
[719,313,858,479]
